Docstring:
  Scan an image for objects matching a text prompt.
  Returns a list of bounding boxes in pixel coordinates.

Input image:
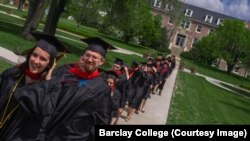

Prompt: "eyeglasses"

[83,53,101,61]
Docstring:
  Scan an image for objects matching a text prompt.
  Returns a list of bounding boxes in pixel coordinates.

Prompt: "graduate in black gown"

[15,37,115,141]
[103,71,121,125]
[109,58,129,125]
[0,32,69,141]
[126,62,149,122]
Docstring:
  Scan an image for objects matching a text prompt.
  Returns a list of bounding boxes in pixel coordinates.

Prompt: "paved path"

[183,68,250,99]
[0,46,26,65]
[117,61,180,125]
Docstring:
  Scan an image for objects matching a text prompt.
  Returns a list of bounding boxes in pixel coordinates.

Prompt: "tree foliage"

[65,0,104,28]
[100,0,168,50]
[192,20,250,73]
[161,0,184,46]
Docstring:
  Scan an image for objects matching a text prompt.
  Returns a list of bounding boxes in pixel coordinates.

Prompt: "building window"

[205,14,213,23]
[153,0,161,8]
[192,38,198,47]
[185,9,193,17]
[175,34,186,47]
[181,20,191,29]
[196,25,202,33]
[165,4,173,11]
[217,18,223,25]
[209,28,214,34]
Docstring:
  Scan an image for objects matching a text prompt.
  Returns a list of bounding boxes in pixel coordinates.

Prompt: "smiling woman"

[0,32,70,140]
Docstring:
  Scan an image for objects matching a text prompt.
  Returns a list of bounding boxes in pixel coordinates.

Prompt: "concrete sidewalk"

[117,61,179,125]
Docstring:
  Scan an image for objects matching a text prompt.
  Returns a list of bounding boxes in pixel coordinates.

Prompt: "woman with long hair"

[0,32,69,140]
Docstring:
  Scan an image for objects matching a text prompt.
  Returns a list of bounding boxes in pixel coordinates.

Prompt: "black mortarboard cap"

[106,70,119,80]
[147,57,154,61]
[81,37,116,57]
[114,57,124,66]
[140,62,147,65]
[31,32,70,59]
[131,61,139,67]
[147,63,153,67]
[157,53,163,56]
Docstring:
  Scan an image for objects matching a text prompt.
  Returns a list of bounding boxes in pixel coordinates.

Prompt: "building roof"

[181,2,241,27]
[151,0,242,27]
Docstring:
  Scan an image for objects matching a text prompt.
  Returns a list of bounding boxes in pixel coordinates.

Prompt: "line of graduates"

[0,32,115,141]
[103,54,176,124]
[0,31,176,141]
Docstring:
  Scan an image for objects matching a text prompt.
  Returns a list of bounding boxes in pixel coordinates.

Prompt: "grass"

[0,4,28,17]
[181,58,250,89]
[0,12,146,72]
[167,71,250,124]
[219,83,250,99]
[0,60,12,72]
[0,5,159,71]
[0,4,168,56]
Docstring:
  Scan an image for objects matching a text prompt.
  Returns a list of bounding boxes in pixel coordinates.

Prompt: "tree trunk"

[22,0,47,39]
[18,0,25,11]
[227,64,234,73]
[43,0,69,35]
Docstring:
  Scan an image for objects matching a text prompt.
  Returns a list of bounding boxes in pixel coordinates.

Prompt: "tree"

[161,0,184,47]
[238,29,250,76]
[216,20,250,73]
[65,0,104,29]
[137,2,161,47]
[193,20,250,73]
[191,34,220,64]
[102,0,152,43]
[22,0,48,38]
[18,0,25,11]
[43,0,70,34]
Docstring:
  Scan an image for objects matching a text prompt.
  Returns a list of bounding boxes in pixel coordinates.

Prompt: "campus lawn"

[167,71,250,124]
[0,12,145,72]
[181,58,250,89]
[0,60,12,72]
[0,5,164,56]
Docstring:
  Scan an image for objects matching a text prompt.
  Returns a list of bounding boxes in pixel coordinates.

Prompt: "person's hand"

[45,59,57,80]
[123,66,128,72]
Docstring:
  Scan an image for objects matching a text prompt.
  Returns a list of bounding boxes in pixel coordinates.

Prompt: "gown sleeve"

[112,89,121,111]
[14,79,61,119]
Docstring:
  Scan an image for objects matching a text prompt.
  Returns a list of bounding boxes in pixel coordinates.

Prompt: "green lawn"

[0,60,12,72]
[167,71,250,124]
[0,10,145,72]
[181,58,250,89]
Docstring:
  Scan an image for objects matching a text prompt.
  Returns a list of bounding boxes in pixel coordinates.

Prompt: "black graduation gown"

[14,64,113,141]
[115,73,128,108]
[111,89,121,117]
[128,70,149,109]
[142,73,153,99]
[0,67,52,141]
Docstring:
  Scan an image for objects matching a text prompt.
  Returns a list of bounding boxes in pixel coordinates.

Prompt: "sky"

[184,0,250,21]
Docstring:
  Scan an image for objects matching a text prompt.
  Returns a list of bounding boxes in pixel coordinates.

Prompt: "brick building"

[150,0,240,54]
[150,0,250,77]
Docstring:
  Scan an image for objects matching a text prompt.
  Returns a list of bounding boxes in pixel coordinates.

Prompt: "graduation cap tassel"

[56,53,66,62]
